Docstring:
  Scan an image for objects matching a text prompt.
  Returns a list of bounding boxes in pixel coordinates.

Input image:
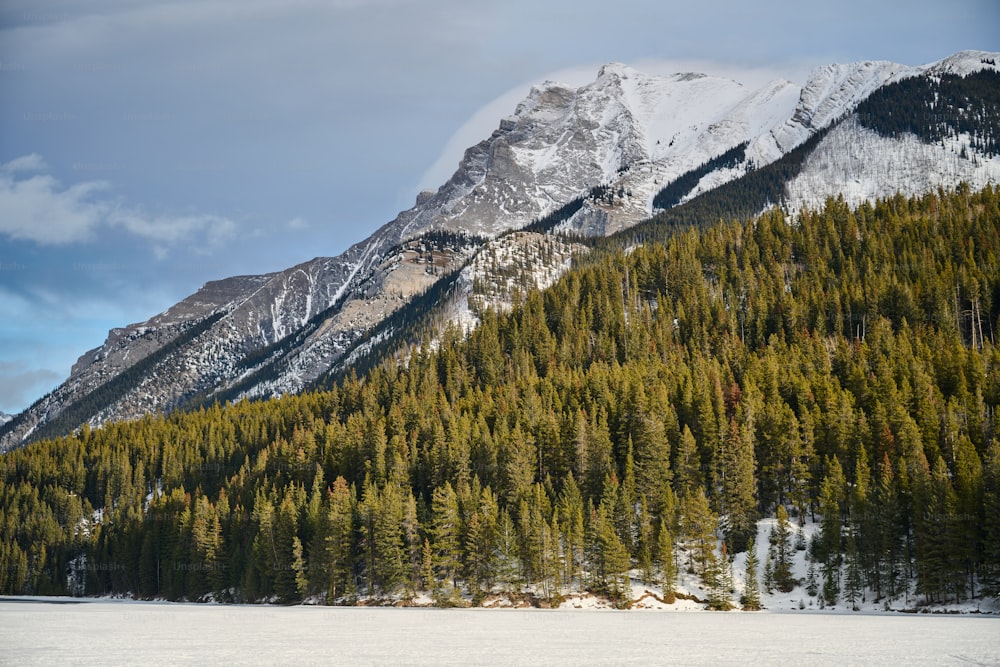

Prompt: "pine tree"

[822,560,840,606]
[741,538,762,610]
[614,447,637,555]
[673,425,702,499]
[770,505,795,592]
[656,520,678,602]
[817,456,846,564]
[763,551,775,594]
[249,493,276,601]
[209,493,229,599]
[707,542,735,611]
[873,453,902,602]
[584,411,615,501]
[430,482,462,593]
[189,494,222,601]
[494,508,521,592]
[502,423,537,509]
[981,439,1000,597]
[681,489,718,580]
[357,479,380,596]
[818,457,846,606]
[291,536,308,598]
[717,417,757,553]
[371,484,405,596]
[556,473,586,588]
[322,477,355,602]
[951,435,982,599]
[419,539,434,593]
[844,530,863,610]
[806,559,819,597]
[273,494,301,602]
[916,457,961,604]
[589,505,631,607]
[464,486,499,595]
[637,499,655,586]
[631,404,674,521]
[401,490,423,597]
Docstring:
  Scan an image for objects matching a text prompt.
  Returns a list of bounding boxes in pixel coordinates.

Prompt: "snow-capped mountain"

[0,412,11,428]
[404,62,802,239]
[2,49,997,452]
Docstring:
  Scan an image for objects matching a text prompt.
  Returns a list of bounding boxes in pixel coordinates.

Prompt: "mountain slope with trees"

[5,52,997,454]
[1,186,998,609]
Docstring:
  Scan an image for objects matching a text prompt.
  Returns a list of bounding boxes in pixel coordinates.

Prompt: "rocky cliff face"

[3,50,998,451]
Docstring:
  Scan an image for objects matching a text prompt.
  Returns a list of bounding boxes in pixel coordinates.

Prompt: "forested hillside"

[857,69,1000,157]
[2,186,999,609]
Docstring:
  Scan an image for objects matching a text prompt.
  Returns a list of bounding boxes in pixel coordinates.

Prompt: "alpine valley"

[1,50,1000,612]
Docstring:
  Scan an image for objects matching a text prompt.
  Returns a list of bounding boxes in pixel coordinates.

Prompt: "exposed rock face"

[401,63,799,239]
[2,50,997,451]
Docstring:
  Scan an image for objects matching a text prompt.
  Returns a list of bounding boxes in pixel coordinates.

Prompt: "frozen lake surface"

[1,598,998,665]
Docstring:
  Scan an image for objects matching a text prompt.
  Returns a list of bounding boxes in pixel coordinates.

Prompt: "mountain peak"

[597,61,635,78]
[924,49,1000,76]
[3,50,998,453]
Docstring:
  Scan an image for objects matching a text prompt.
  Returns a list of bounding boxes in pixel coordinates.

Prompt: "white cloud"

[286,217,309,231]
[0,153,48,173]
[110,209,237,246]
[0,155,236,248]
[0,360,62,413]
[0,170,109,243]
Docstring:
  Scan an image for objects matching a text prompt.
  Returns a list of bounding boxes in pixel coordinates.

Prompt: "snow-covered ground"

[2,597,997,665]
[619,516,999,616]
[784,117,1000,217]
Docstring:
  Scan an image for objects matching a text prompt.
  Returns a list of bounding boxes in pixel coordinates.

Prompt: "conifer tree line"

[652,141,749,210]
[1,186,999,608]
[856,70,1000,158]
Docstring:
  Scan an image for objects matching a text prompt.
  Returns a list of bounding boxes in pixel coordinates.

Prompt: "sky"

[1,0,998,415]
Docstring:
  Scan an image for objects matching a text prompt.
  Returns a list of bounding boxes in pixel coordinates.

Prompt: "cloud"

[0,281,186,412]
[418,64,599,192]
[0,360,61,413]
[0,170,108,243]
[0,155,236,248]
[110,209,237,247]
[0,153,48,173]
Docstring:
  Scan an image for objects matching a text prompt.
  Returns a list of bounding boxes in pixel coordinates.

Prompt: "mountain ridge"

[2,49,998,452]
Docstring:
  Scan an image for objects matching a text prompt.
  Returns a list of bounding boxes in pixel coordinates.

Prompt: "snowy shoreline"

[17,518,999,616]
[4,592,996,616]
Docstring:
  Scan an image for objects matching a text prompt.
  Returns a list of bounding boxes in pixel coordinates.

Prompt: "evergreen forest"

[2,186,999,610]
